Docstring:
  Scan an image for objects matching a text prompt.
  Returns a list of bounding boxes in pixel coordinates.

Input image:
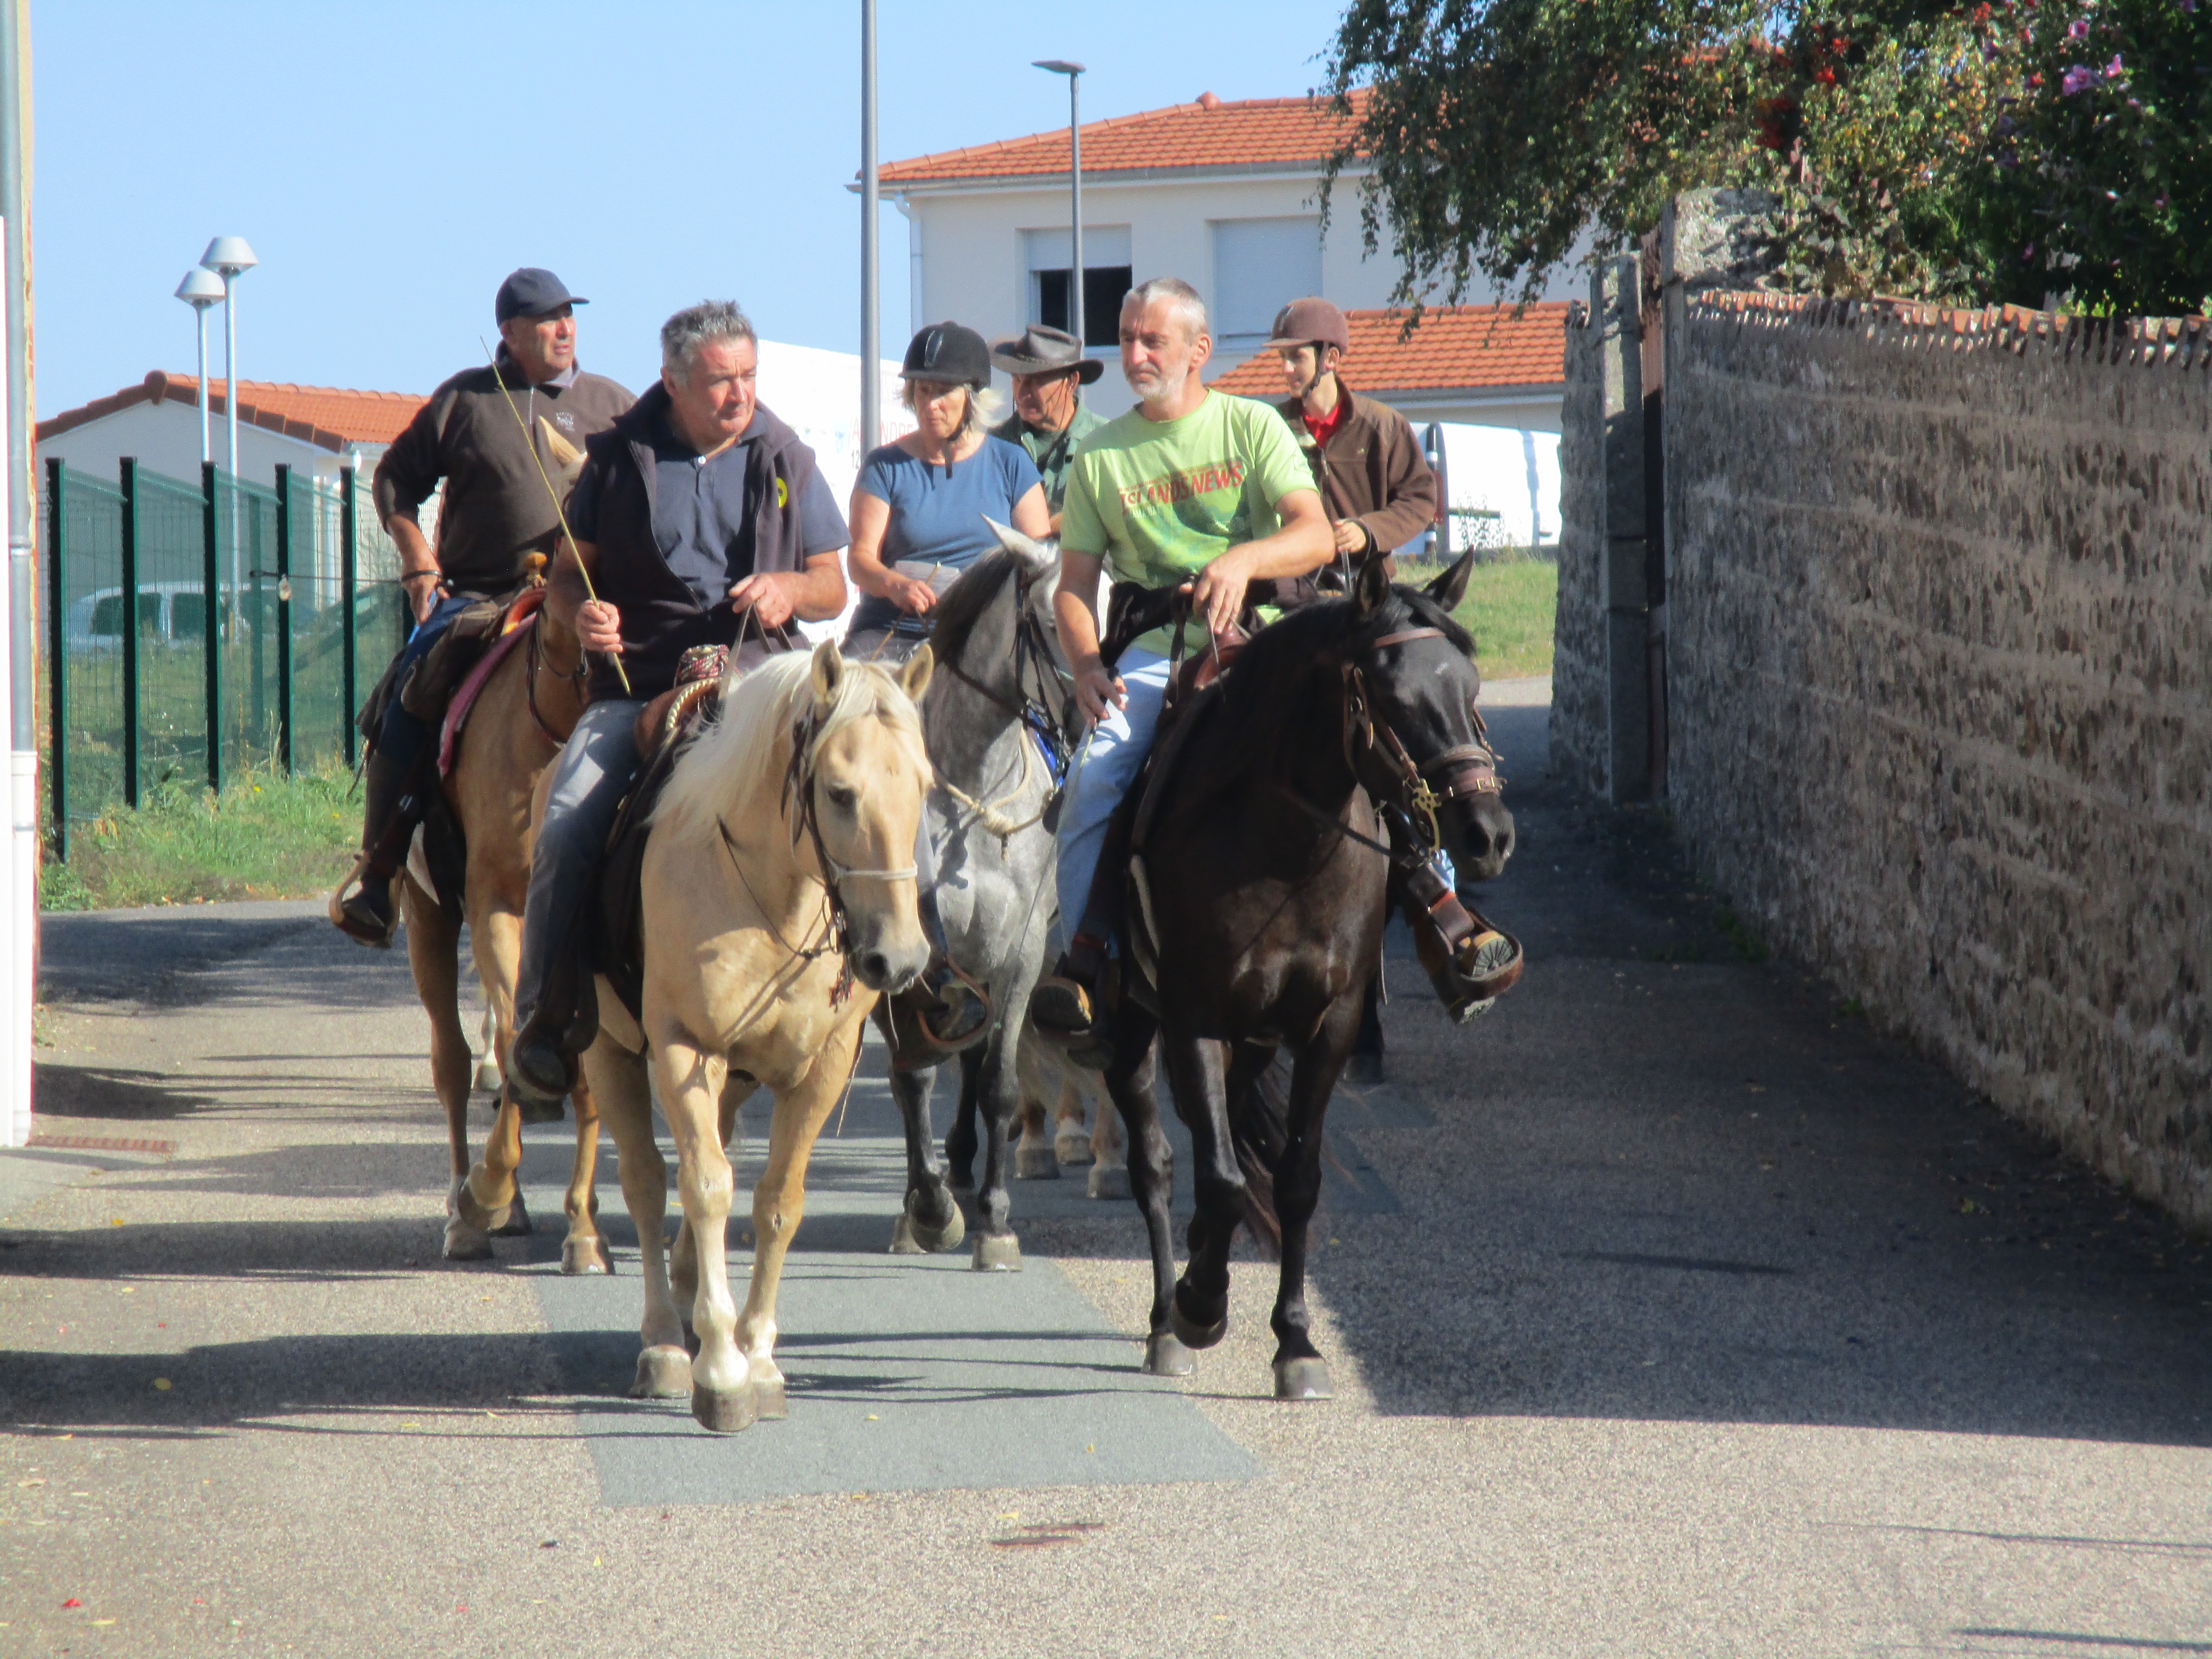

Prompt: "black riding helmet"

[900,321,991,387]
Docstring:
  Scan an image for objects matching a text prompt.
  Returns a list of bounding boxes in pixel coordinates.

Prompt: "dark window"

[88,595,122,636]
[1034,265,1133,349]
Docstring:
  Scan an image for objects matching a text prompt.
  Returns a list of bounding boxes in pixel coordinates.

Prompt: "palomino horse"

[1100,552,1514,1397]
[876,534,1067,1268]
[583,641,935,1433]
[381,587,611,1271]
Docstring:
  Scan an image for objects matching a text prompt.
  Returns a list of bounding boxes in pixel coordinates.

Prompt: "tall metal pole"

[860,0,879,453]
[1,0,33,1149]
[196,307,209,463]
[222,276,237,485]
[1070,72,1084,350]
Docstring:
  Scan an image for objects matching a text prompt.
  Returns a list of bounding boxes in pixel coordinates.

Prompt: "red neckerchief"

[1301,388,1350,449]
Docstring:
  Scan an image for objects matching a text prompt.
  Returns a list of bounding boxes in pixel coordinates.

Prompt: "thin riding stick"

[480,337,632,694]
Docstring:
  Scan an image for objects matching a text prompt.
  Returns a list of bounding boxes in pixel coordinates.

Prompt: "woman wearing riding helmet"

[844,321,1052,659]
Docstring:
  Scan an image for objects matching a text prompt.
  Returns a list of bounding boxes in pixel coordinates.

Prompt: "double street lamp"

[1033,60,1086,348]
[171,267,224,465]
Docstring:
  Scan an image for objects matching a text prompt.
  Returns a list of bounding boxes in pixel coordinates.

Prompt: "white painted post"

[0,235,27,1150]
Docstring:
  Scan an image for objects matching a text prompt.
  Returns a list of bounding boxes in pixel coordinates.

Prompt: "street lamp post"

[200,237,256,646]
[1033,61,1087,348]
[173,268,224,466]
[860,0,879,454]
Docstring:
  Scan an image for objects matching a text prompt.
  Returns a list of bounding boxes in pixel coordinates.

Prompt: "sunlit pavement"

[4,678,2208,1657]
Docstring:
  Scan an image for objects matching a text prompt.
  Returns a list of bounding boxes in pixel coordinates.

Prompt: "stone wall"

[1664,295,2212,1227]
[1551,298,1607,795]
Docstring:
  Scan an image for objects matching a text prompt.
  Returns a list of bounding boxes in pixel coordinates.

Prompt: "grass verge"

[42,757,362,912]
[1401,553,1559,680]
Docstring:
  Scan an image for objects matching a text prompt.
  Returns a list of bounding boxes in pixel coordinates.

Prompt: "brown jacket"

[1278,383,1437,559]
[373,351,634,597]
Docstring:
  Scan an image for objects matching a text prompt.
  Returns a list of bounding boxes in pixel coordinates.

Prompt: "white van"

[66,583,235,653]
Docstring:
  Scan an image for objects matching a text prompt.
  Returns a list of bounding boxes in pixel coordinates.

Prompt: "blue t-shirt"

[568,404,848,610]
[847,436,1041,638]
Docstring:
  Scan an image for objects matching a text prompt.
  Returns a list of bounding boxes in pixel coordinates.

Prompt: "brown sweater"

[1278,383,1437,558]
[373,352,634,596]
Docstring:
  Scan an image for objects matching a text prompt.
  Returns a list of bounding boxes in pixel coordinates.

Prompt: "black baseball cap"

[899,321,991,387]
[495,267,586,324]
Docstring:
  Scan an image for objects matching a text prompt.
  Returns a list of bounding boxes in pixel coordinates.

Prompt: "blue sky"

[33,0,1358,418]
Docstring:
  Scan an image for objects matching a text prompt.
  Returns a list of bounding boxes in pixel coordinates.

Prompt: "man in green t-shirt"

[1031,276,1333,1057]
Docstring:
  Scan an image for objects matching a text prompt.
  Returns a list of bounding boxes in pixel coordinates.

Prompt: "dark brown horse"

[1100,550,1513,1396]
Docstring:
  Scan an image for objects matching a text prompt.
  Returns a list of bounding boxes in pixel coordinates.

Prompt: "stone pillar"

[1596,256,1650,803]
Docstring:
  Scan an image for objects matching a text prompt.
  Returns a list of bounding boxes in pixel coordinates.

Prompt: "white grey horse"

[876,526,1070,1269]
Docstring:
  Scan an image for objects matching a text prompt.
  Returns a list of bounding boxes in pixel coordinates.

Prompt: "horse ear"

[986,517,1057,576]
[809,637,844,705]
[1425,546,1477,613]
[1354,553,1392,615]
[898,643,934,702]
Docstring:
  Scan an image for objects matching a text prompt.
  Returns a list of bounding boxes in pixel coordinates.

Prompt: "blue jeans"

[376,592,473,774]
[1054,647,1173,954]
[514,696,645,1027]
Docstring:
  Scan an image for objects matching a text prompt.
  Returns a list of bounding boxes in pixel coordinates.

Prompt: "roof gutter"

[857,159,1371,198]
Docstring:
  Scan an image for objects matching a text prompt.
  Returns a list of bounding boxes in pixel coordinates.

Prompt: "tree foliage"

[1322,0,2212,317]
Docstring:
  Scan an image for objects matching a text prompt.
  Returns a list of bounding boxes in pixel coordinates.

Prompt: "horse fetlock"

[971,1231,1022,1273]
[631,1345,691,1399]
[1169,1289,1229,1351]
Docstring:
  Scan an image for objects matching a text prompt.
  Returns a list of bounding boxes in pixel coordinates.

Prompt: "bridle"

[774,701,920,1006]
[932,563,1075,836]
[525,611,588,747]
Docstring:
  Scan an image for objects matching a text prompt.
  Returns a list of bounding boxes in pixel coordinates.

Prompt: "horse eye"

[825,784,858,811]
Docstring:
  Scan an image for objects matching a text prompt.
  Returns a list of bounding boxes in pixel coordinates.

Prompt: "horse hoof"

[492,1194,533,1238]
[453,1182,513,1236]
[1086,1164,1130,1201]
[691,1380,758,1434]
[1169,1299,1228,1351]
[1274,1357,1334,1401]
[1054,1129,1095,1167]
[473,1057,502,1094]
[1015,1146,1059,1180]
[887,1212,927,1255]
[560,1235,611,1275]
[441,1220,493,1263]
[752,1373,788,1420]
[1143,1333,1194,1376]
[972,1233,1022,1272]
[630,1346,691,1399]
[906,1200,965,1255]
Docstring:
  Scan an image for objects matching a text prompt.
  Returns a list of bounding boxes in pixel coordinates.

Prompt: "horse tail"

[1227,1051,1293,1260]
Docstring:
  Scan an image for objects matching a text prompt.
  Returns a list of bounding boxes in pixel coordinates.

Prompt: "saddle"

[591,644,731,1024]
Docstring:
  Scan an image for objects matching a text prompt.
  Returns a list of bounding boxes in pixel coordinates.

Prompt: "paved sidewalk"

[2,693,2208,1657]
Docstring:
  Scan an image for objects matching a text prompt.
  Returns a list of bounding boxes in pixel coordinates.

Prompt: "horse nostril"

[859,951,890,986]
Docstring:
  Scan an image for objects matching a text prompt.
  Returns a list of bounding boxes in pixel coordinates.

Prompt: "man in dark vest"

[336,267,633,945]
[502,300,851,1109]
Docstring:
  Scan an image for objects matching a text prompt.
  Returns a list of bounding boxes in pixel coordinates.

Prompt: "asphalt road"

[3,681,2208,1657]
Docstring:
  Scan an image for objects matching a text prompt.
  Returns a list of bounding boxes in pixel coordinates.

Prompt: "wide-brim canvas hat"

[1258,297,1350,355]
[900,321,993,387]
[989,323,1105,386]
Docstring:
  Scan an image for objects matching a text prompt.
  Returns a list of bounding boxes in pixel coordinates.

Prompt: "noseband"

[1343,627,1506,856]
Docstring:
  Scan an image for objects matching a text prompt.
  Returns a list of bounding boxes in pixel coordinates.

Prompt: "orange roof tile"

[37,371,425,453]
[1209,303,1571,397]
[879,90,1367,186]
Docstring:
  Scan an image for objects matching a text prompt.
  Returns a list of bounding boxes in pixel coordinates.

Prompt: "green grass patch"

[42,757,362,912]
[1401,553,1557,680]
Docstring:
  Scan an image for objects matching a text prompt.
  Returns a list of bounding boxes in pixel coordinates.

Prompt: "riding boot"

[1032,804,1134,1070]
[1397,853,1525,1024]
[882,880,991,1073]
[506,928,598,1122]
[333,751,424,948]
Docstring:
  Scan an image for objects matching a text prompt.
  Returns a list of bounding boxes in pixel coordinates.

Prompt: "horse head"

[1352,552,1516,882]
[801,639,936,995]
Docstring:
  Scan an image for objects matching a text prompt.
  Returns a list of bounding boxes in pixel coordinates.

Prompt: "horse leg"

[1052,1074,1093,1168]
[559,1070,610,1275]
[1086,1081,1128,1200]
[1270,1003,1360,1402]
[1105,1005,1185,1375]
[672,1073,753,1341]
[970,1029,1023,1270]
[1013,1042,1059,1181]
[1160,1032,1247,1352]
[587,1036,687,1398]
[465,899,533,1240]
[402,880,486,1262]
[942,1054,980,1196]
[884,1019,962,1254]
[734,1029,857,1422]
[652,1034,750,1433]
[474,1006,501,1094]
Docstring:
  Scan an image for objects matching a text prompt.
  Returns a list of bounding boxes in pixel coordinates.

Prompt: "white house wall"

[38,400,374,494]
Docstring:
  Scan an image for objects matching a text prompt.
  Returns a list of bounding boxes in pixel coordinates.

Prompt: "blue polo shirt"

[568,401,848,609]
[848,436,1041,638]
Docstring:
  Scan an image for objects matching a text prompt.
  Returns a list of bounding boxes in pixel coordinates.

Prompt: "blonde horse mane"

[652,648,930,849]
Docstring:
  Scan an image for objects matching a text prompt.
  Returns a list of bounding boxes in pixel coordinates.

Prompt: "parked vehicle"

[66,583,235,653]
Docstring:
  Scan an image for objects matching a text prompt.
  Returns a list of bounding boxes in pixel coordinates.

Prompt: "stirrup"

[328,855,399,949]
[886,959,991,1072]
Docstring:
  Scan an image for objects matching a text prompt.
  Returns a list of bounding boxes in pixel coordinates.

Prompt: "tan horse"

[385,593,611,1271]
[583,641,934,1433]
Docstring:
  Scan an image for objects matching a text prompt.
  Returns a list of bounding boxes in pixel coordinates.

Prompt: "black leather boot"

[333,752,422,948]
[1398,855,1525,1024]
[505,935,596,1122]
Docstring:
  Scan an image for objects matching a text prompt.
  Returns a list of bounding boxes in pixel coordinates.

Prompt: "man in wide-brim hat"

[989,323,1105,535]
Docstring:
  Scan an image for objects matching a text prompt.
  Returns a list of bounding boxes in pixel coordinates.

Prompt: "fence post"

[118,457,140,810]
[341,464,358,768]
[44,458,63,859]
[200,462,222,793]
[274,464,293,775]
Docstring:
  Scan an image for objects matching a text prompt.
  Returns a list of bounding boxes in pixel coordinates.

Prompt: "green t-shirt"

[1060,391,1314,656]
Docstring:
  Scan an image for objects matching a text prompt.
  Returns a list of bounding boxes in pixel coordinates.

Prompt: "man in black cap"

[335,267,634,946]
[988,324,1104,534]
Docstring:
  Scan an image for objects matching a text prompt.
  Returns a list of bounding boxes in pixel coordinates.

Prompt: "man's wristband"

[401,569,439,587]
